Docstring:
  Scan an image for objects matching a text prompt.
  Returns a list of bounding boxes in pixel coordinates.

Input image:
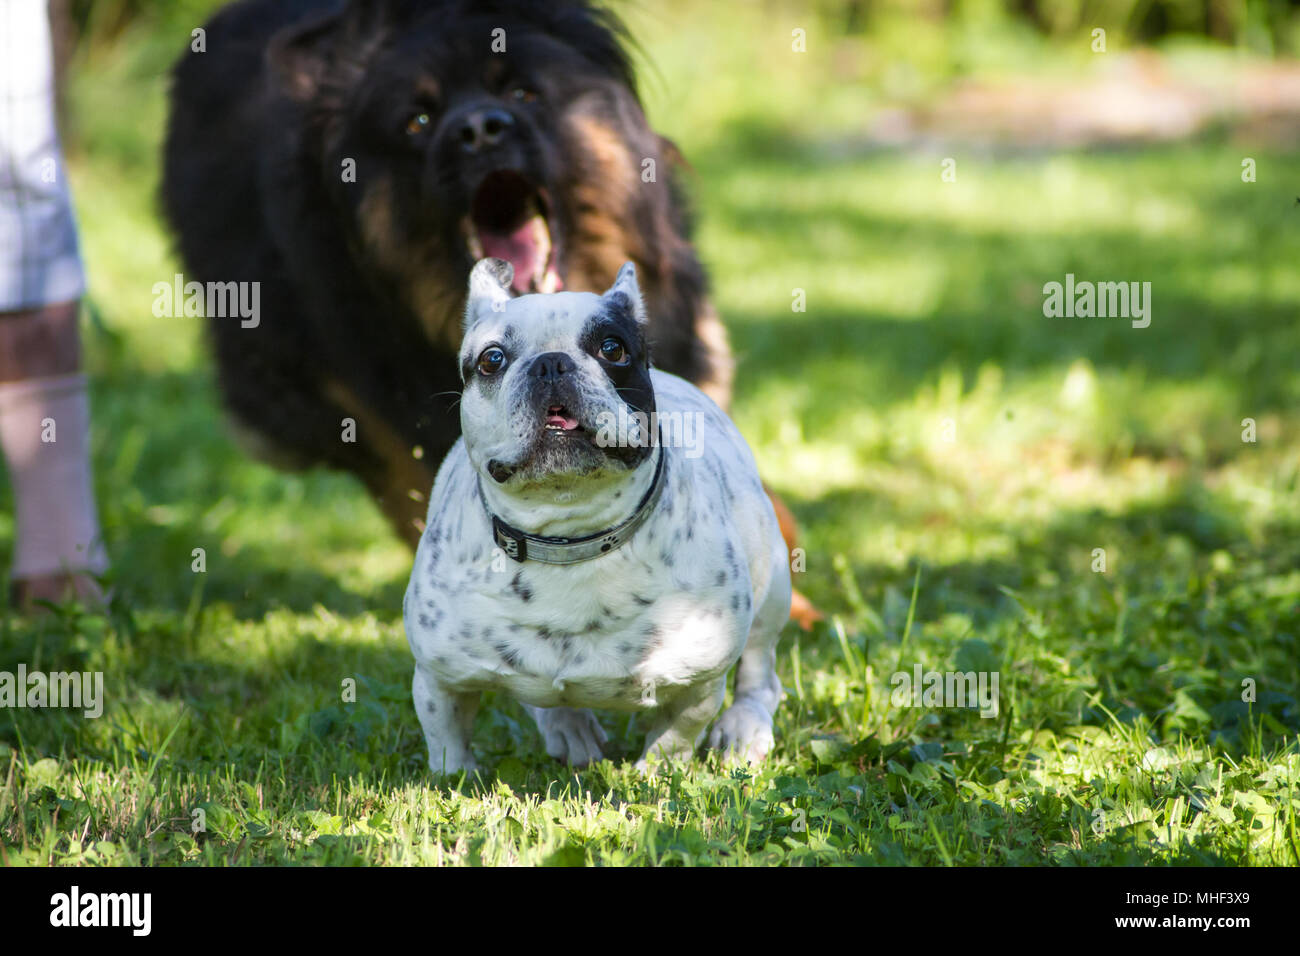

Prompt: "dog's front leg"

[636,676,726,769]
[412,665,480,775]
[709,553,790,762]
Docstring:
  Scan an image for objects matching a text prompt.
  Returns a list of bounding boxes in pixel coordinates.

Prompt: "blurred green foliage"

[62,0,1300,58]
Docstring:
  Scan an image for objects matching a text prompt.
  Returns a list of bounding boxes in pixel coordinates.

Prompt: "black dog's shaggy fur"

[162,0,732,543]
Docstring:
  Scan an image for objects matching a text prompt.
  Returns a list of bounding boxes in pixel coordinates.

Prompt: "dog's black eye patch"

[605,291,634,319]
[580,302,647,368]
[580,307,654,417]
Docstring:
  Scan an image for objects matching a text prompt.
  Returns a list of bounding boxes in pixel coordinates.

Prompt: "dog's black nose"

[456,108,514,153]
[529,352,574,381]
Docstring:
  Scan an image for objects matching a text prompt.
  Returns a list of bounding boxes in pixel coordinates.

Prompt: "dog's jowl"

[404,260,791,771]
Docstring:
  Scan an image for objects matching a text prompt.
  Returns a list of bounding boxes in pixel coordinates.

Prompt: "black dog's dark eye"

[598,337,628,365]
[405,112,431,136]
[510,87,538,103]
[477,347,507,376]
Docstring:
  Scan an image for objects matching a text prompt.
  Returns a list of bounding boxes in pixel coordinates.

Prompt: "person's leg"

[0,0,106,609]
[0,303,107,607]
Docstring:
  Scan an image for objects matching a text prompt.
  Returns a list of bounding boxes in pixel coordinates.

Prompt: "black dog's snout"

[456,108,515,153]
[529,352,574,382]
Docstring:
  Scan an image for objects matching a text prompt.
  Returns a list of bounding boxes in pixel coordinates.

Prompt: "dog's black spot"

[578,304,657,466]
[494,643,523,670]
[509,571,533,602]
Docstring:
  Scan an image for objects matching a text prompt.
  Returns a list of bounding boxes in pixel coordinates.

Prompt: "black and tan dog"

[162,0,817,625]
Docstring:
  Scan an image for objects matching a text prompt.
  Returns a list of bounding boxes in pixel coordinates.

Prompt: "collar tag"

[493,518,528,562]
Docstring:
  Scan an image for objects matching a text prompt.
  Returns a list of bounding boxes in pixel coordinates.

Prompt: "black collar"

[480,437,667,566]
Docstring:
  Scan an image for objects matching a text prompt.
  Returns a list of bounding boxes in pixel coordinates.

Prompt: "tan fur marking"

[357,178,465,351]
[693,301,734,411]
[563,114,645,293]
[324,378,435,547]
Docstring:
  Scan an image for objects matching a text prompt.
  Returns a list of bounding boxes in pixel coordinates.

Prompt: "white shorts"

[0,0,86,312]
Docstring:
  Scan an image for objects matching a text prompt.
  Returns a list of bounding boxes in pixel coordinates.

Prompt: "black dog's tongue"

[479,216,555,294]
[470,171,563,294]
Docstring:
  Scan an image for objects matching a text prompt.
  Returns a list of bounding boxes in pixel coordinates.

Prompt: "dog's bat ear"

[605,261,649,326]
[465,258,514,328]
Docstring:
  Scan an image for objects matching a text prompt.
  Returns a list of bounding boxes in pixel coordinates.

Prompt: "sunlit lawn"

[1,2,1297,865]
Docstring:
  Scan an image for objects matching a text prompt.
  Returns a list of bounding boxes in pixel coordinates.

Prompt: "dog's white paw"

[707,699,775,763]
[533,707,608,767]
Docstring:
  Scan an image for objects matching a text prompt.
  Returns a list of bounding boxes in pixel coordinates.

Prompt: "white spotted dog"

[403,258,791,773]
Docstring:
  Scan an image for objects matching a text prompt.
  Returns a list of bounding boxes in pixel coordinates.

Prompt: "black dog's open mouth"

[463,170,563,295]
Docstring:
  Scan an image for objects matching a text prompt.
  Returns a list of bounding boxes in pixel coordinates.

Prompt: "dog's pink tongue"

[546,407,579,430]
[479,223,538,293]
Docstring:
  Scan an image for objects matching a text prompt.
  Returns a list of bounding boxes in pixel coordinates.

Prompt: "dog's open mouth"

[544,405,581,432]
[464,170,563,295]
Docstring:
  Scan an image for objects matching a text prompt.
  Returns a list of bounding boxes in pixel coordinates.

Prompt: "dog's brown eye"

[599,337,628,365]
[510,87,537,104]
[477,347,507,376]
[405,112,431,136]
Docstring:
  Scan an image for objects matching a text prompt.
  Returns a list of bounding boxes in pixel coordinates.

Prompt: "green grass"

[2,2,1298,866]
